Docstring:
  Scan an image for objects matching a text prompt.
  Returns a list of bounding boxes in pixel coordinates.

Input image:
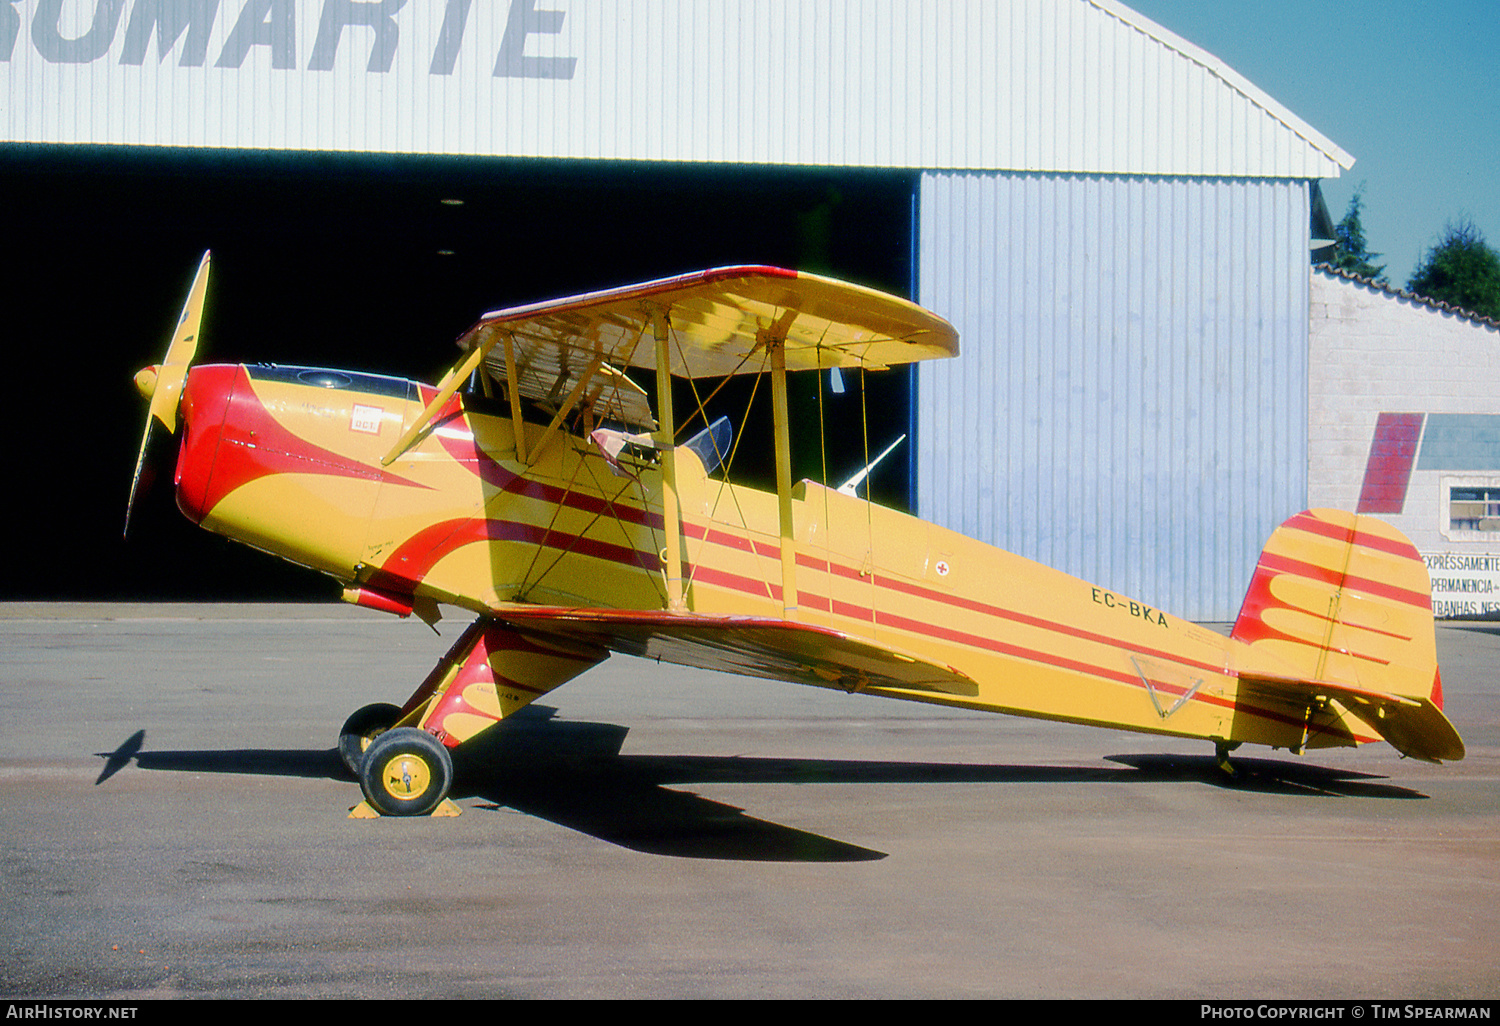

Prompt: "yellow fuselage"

[181,363,1397,755]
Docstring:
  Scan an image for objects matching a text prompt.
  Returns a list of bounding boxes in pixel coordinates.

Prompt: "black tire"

[358,727,454,817]
[338,702,403,776]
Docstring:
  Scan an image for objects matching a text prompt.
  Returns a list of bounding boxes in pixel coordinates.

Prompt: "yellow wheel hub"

[379,753,432,800]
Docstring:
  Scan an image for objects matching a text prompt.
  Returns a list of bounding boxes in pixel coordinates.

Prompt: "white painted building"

[1309,267,1500,617]
[5,0,1358,616]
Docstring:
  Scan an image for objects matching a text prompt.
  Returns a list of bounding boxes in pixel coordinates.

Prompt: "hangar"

[4,0,1352,618]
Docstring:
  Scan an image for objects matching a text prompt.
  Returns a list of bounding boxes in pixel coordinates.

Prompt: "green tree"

[1407,218,1500,320]
[1329,188,1386,282]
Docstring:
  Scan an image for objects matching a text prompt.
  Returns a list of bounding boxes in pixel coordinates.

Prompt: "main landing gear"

[336,617,606,817]
[339,703,457,818]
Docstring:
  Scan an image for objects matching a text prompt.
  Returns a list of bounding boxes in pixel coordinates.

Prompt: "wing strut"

[382,329,500,466]
[768,337,799,620]
[653,310,686,610]
[500,332,529,464]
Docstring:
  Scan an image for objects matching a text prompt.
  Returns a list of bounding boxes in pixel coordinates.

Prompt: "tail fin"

[1231,510,1464,762]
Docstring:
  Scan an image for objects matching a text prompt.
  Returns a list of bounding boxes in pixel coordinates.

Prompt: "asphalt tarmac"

[1,604,1496,999]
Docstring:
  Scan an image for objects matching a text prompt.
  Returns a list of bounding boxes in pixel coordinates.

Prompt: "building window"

[1450,486,1500,532]
[1443,476,1500,540]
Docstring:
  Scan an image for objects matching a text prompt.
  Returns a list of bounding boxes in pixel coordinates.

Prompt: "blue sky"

[1124,0,1500,286]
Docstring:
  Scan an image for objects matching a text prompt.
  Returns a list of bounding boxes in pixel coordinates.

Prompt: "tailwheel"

[359,728,454,817]
[338,702,403,776]
[1215,740,1243,781]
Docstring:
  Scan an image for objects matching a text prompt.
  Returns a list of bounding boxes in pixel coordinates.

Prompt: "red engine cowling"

[174,364,238,525]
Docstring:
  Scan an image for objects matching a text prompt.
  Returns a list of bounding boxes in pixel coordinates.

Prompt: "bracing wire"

[672,326,779,604]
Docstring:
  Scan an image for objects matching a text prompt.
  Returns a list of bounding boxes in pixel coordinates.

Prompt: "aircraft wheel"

[338,702,403,776]
[1214,740,1243,782]
[359,728,454,817]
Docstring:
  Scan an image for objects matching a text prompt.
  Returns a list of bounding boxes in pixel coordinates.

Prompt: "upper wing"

[493,606,979,698]
[455,267,959,428]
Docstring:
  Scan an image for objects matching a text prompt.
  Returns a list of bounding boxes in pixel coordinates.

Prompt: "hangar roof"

[4,0,1351,179]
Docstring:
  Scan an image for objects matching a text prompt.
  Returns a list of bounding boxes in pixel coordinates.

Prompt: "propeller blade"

[123,415,155,539]
[148,250,211,435]
[125,251,211,538]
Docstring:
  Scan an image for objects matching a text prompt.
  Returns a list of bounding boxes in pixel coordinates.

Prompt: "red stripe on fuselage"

[364,515,663,597]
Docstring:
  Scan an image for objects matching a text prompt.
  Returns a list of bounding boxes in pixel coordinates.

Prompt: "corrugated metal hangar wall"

[918,173,1312,620]
[4,0,1352,616]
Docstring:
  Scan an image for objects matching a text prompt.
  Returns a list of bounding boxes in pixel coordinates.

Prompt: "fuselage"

[174,361,1378,755]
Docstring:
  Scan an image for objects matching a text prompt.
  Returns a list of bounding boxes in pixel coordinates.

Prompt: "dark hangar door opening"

[4,148,916,599]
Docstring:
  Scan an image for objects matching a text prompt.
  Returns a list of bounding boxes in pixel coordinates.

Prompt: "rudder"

[1231,509,1463,762]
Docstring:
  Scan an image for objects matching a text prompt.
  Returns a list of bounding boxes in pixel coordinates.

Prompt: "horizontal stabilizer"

[493,607,978,698]
[1237,673,1465,764]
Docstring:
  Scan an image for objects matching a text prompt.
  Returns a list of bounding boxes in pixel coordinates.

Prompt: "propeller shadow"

[94,707,1430,861]
[97,727,344,783]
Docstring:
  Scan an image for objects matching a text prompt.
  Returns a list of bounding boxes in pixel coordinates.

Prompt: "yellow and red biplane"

[127,253,1464,817]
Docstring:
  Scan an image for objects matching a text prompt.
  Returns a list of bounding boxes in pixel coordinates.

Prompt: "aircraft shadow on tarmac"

[94,706,1429,862]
